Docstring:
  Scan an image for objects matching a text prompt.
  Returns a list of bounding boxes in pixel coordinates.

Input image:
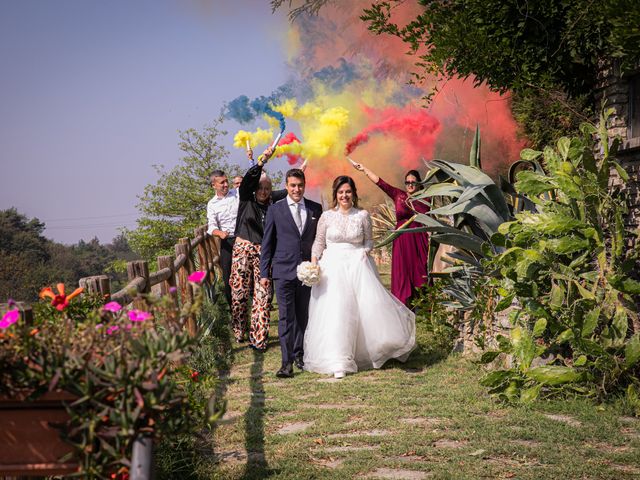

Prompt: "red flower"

[39,283,83,311]
[190,370,200,382]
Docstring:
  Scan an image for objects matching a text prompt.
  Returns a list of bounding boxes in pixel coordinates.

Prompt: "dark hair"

[331,176,359,209]
[210,169,226,179]
[285,168,305,184]
[405,169,422,190]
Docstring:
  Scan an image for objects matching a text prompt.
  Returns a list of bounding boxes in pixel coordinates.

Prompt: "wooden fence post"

[97,275,111,301]
[206,233,222,282]
[127,260,150,310]
[194,226,209,276]
[175,238,196,337]
[157,255,178,308]
[79,275,112,302]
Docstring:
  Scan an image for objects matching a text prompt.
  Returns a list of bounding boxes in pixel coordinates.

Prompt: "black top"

[234,163,287,244]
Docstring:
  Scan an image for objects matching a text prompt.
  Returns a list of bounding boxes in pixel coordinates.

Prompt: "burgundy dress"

[376,178,430,305]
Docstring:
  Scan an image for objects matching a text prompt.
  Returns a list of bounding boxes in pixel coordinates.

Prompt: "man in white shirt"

[207,169,239,308]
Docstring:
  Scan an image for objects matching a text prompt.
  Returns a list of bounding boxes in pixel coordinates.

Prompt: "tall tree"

[273,0,640,146]
[0,209,52,301]
[126,120,243,260]
[361,0,640,145]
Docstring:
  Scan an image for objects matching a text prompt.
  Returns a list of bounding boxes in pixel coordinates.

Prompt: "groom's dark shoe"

[276,363,294,378]
[294,356,304,370]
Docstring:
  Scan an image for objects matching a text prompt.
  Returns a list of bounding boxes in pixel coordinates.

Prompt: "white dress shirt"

[207,189,239,236]
[287,196,307,232]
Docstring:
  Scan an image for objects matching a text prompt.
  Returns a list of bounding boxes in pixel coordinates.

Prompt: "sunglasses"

[404,181,418,186]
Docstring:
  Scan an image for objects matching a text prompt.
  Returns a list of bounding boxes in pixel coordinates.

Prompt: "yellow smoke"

[233,127,274,149]
[271,100,351,161]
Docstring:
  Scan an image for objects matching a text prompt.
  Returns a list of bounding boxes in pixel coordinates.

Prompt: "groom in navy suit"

[260,168,323,378]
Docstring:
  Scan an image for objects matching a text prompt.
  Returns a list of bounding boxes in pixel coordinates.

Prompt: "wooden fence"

[78,225,221,337]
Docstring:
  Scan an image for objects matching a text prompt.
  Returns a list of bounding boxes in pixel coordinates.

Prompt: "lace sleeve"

[311,212,328,260]
[362,210,374,253]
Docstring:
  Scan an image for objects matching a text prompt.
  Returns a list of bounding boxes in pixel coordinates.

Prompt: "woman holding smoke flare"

[351,161,430,306]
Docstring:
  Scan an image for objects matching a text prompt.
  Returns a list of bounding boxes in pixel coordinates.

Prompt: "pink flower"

[0,309,19,329]
[106,325,120,335]
[128,310,152,322]
[169,287,177,294]
[188,271,206,284]
[103,301,122,313]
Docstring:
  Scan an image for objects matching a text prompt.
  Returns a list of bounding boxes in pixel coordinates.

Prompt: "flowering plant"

[0,280,219,478]
[296,261,321,287]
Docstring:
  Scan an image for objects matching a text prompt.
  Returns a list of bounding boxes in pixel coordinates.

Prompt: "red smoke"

[345,106,441,169]
[292,3,526,179]
[276,132,302,165]
[428,77,527,175]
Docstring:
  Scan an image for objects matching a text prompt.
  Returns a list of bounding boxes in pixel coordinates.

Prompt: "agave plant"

[370,200,396,246]
[377,126,513,310]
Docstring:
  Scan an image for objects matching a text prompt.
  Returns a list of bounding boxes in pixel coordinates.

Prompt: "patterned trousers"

[230,237,272,349]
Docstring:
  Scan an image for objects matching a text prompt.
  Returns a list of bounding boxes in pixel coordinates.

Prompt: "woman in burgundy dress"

[351,161,430,306]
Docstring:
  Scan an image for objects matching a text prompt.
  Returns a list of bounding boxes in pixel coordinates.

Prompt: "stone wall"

[595,59,640,239]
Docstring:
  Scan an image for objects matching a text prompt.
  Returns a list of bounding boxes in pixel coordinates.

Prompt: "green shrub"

[0,280,222,478]
[480,109,640,404]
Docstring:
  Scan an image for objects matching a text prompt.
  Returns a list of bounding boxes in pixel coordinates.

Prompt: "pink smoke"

[345,106,441,169]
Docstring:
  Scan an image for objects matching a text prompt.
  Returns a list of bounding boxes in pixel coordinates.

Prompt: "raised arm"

[350,160,379,184]
[239,163,263,201]
[311,213,328,263]
[350,160,403,200]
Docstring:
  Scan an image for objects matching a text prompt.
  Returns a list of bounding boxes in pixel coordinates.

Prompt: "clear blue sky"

[0,0,290,244]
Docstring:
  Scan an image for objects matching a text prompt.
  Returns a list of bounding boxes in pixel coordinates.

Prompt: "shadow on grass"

[241,349,279,479]
[383,324,457,374]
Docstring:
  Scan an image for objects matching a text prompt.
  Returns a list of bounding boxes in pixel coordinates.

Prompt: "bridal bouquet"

[297,261,321,287]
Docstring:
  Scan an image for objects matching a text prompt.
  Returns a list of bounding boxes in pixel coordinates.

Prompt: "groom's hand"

[260,278,271,288]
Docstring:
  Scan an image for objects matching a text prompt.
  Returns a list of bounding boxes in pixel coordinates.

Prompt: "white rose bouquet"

[296,261,321,287]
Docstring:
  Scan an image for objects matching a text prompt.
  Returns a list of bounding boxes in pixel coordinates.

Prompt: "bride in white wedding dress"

[303,176,416,379]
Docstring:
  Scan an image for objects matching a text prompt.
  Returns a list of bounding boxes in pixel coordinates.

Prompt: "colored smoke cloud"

[276,132,302,165]
[345,107,441,169]
[226,1,526,198]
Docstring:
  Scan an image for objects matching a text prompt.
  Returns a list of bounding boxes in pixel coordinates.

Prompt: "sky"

[0,0,291,244]
[1,1,525,246]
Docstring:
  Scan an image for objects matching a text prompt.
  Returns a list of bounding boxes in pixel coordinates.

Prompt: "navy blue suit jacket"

[260,197,323,281]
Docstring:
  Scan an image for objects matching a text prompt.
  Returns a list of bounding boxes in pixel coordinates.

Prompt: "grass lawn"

[208,332,640,478]
[205,264,640,479]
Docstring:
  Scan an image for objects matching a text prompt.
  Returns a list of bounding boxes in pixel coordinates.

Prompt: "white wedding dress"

[303,207,416,375]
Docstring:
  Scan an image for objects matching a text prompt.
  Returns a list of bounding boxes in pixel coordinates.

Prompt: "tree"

[0,208,136,302]
[362,0,639,96]
[361,0,640,145]
[273,0,640,146]
[126,120,244,260]
[0,209,52,301]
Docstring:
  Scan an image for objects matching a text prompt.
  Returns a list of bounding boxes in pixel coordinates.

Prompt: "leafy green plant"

[411,282,459,359]
[480,108,640,403]
[0,278,222,478]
